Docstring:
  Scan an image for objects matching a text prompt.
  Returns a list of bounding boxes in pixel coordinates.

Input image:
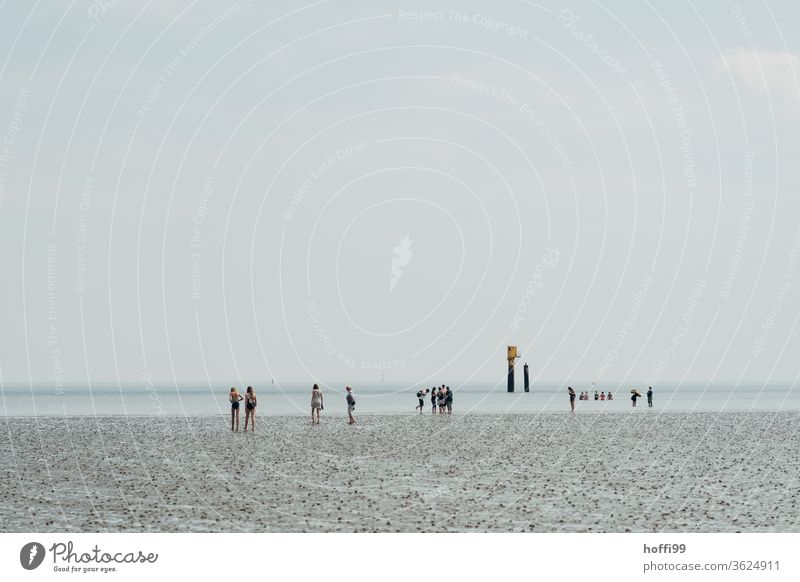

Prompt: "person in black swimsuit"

[567,386,576,413]
[229,387,243,431]
[431,387,437,413]
[244,386,257,432]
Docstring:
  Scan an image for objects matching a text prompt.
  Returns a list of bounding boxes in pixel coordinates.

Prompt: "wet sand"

[1,412,797,532]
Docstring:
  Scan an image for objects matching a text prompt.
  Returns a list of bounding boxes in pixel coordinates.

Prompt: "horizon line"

[2,379,797,386]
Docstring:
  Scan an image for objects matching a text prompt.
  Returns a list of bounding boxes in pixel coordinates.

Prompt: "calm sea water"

[2,382,799,417]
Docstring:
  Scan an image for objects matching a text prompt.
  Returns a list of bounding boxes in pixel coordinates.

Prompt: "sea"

[2,381,799,417]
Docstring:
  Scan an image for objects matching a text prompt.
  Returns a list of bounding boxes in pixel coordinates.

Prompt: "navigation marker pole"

[524,362,530,392]
[507,346,519,392]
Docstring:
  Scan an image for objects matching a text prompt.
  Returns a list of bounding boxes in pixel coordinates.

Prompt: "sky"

[0,0,799,388]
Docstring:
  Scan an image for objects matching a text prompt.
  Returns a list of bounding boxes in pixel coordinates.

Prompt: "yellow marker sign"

[507,346,518,360]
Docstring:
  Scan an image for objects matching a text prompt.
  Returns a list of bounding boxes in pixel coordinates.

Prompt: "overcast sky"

[1,0,799,388]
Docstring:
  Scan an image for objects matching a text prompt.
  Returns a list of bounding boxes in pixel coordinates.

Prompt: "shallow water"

[2,381,799,417]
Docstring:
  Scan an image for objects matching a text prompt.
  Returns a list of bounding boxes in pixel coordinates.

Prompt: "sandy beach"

[1,411,797,532]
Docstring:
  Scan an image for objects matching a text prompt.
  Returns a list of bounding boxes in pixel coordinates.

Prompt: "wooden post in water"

[507,346,518,392]
[523,363,530,392]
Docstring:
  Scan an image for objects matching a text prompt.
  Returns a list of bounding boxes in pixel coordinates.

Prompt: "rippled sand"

[1,412,797,532]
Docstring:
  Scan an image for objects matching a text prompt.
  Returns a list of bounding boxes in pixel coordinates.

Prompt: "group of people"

[567,386,654,412]
[578,390,614,401]
[228,386,257,431]
[415,385,453,414]
[230,382,653,424]
[229,384,357,429]
[631,387,654,408]
[310,384,356,425]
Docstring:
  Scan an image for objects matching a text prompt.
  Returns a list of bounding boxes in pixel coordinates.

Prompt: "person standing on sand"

[568,386,576,413]
[437,387,446,414]
[244,386,257,432]
[311,384,323,424]
[345,386,356,424]
[416,389,429,412]
[229,387,243,431]
[445,386,453,414]
[431,387,437,413]
[631,391,640,407]
[647,387,653,408]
